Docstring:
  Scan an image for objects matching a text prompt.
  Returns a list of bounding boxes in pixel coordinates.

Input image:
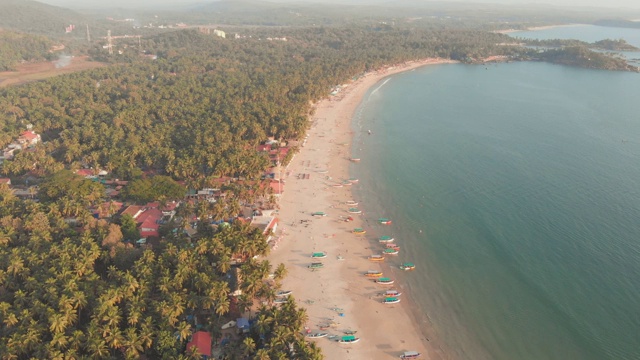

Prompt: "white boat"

[346,200,359,206]
[339,335,360,343]
[400,351,422,359]
[380,290,402,297]
[307,332,329,338]
[379,236,395,243]
[383,297,401,304]
[348,208,362,214]
[276,290,292,297]
[274,298,288,304]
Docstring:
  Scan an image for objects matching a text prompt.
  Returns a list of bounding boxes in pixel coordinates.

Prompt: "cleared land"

[0,56,106,87]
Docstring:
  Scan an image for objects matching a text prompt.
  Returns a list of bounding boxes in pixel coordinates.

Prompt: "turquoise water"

[351,60,640,359]
[512,24,640,65]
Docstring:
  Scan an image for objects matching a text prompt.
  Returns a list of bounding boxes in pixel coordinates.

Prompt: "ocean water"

[351,49,640,359]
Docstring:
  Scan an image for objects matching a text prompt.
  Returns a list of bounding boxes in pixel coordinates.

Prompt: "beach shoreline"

[269,58,456,359]
[494,23,583,34]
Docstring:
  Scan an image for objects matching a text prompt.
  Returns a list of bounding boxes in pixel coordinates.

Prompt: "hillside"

[0,0,88,37]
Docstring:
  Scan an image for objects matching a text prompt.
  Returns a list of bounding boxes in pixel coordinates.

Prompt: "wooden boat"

[311,212,327,217]
[380,290,402,297]
[348,208,362,214]
[378,236,394,243]
[365,270,383,277]
[308,262,324,269]
[383,248,399,255]
[399,262,416,271]
[376,277,394,285]
[276,290,292,297]
[383,297,401,304]
[307,332,329,338]
[368,255,385,262]
[378,218,392,225]
[311,252,327,258]
[346,200,359,206]
[353,228,366,235]
[338,335,360,343]
[350,158,361,163]
[400,351,422,359]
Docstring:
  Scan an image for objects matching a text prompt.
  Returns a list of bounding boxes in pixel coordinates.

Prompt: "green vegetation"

[0,30,54,71]
[1,1,639,358]
[536,46,637,72]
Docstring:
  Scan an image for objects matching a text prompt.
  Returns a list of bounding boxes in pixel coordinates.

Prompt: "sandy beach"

[269,58,456,359]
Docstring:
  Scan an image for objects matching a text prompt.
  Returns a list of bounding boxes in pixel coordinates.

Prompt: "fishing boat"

[380,290,402,297]
[365,270,383,277]
[311,252,327,258]
[350,158,361,162]
[386,244,400,249]
[349,178,359,183]
[338,335,360,344]
[376,277,394,285]
[378,218,392,225]
[332,183,344,188]
[383,297,401,304]
[307,332,329,338]
[353,228,366,235]
[342,180,353,186]
[399,262,416,271]
[378,236,394,243]
[274,298,288,304]
[383,248,399,255]
[343,330,357,335]
[316,169,329,174]
[308,262,324,269]
[348,208,362,214]
[346,200,359,206]
[368,255,385,262]
[311,212,327,217]
[276,290,292,297]
[400,351,422,359]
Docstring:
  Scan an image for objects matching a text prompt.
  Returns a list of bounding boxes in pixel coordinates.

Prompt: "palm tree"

[273,264,287,284]
[254,348,271,360]
[241,337,256,357]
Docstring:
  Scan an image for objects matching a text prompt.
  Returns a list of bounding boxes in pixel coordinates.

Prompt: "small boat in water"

[339,335,360,343]
[368,255,385,262]
[383,297,401,304]
[378,218,392,225]
[376,277,394,285]
[379,236,394,243]
[353,228,366,235]
[383,248,399,255]
[400,351,422,359]
[276,290,292,297]
[348,208,362,214]
[311,252,327,258]
[365,270,383,277]
[399,262,416,271]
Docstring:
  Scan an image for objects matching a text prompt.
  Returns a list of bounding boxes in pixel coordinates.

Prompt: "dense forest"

[2,1,640,358]
[0,30,54,71]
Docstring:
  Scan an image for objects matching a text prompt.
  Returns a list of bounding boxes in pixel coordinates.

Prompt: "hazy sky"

[37,0,640,10]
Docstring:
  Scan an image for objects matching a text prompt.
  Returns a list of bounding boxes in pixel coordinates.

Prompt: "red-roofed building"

[186,331,212,358]
[269,180,284,195]
[137,208,163,238]
[76,169,95,178]
[18,131,41,146]
[256,144,271,152]
[121,205,144,219]
[0,178,11,185]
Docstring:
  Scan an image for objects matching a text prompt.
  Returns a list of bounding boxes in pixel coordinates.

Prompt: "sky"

[36,0,640,10]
